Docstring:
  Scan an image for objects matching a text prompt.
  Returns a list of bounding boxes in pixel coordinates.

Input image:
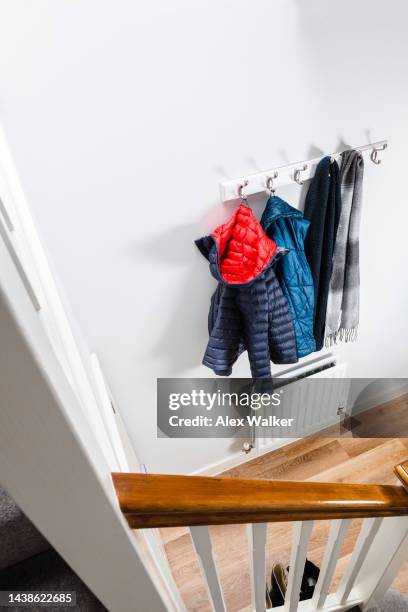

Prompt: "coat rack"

[219,140,388,202]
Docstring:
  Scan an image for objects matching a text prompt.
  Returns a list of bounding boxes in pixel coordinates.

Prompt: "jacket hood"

[261,195,303,232]
[196,204,279,285]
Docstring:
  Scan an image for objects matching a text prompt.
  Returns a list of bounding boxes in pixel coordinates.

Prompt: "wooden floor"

[161,394,408,612]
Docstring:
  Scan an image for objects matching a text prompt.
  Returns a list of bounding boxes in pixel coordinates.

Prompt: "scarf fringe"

[325,326,358,346]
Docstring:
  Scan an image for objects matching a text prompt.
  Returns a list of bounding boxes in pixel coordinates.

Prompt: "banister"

[395,460,408,491]
[112,468,408,529]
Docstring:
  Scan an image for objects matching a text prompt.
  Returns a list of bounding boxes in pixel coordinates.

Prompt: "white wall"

[0,0,407,474]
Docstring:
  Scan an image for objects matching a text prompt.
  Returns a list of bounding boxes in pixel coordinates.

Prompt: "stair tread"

[0,549,106,611]
[0,487,49,571]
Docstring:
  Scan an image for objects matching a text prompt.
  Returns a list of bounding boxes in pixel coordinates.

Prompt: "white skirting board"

[350,379,408,416]
[191,436,291,477]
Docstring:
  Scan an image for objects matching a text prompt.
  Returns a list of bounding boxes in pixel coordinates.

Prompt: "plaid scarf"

[325,149,364,344]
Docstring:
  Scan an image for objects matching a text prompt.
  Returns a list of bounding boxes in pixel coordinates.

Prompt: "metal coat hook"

[238,180,249,206]
[294,164,308,185]
[266,172,278,196]
[220,139,388,202]
[370,143,388,165]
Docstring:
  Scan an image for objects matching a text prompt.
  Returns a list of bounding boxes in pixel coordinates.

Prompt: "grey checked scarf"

[325,149,364,345]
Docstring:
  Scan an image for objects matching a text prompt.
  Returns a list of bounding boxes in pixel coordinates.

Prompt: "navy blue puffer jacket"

[261,196,316,358]
[196,205,297,379]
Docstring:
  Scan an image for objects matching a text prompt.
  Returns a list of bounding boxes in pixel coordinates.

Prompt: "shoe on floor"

[298,558,320,600]
[270,563,288,607]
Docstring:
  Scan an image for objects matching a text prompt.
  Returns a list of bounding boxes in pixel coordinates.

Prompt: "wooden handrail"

[395,461,408,491]
[112,467,408,529]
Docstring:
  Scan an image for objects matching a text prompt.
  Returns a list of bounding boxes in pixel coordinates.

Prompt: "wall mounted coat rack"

[219,140,388,202]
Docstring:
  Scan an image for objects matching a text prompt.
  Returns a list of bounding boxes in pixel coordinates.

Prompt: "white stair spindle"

[336,517,383,604]
[190,526,226,612]
[284,521,314,612]
[354,516,408,610]
[310,519,352,609]
[363,525,408,610]
[248,523,268,612]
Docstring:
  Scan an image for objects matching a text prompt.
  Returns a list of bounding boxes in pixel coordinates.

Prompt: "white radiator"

[257,356,349,454]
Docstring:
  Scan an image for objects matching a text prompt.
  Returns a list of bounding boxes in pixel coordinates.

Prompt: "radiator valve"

[337,404,346,416]
[242,441,254,454]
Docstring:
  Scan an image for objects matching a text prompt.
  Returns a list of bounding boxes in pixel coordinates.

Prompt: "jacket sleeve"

[268,275,298,365]
[203,285,243,377]
[235,284,273,380]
